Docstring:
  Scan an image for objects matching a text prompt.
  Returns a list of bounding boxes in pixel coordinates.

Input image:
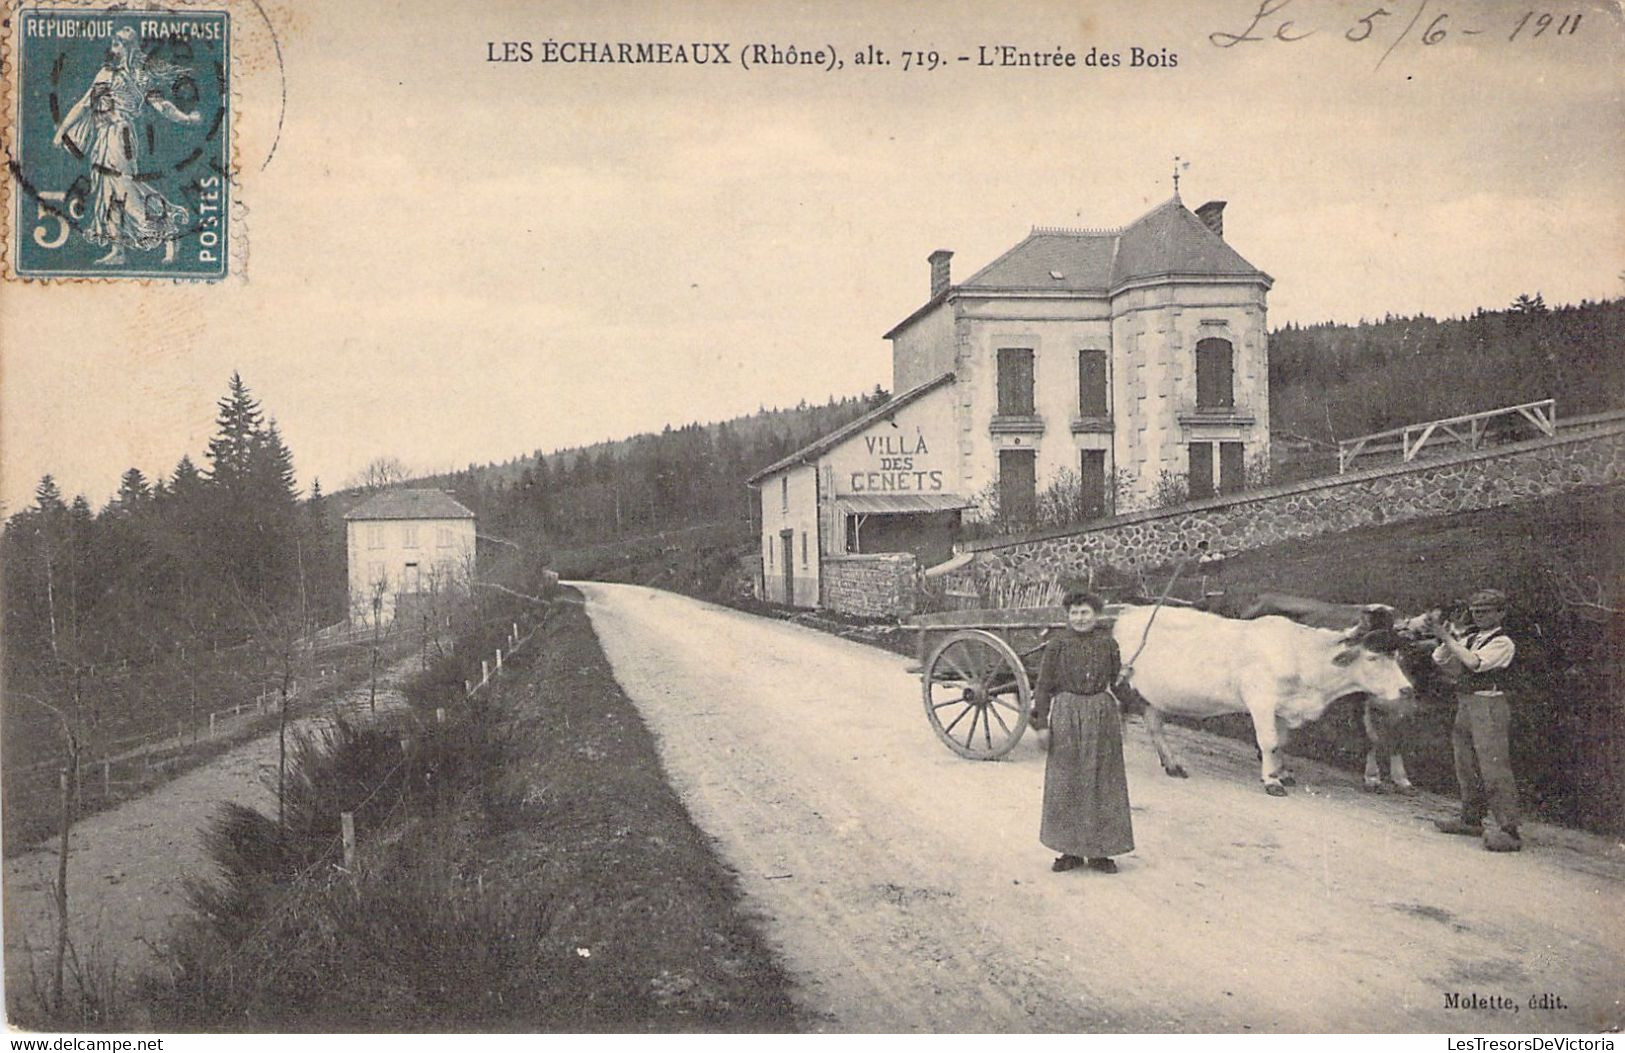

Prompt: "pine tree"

[113,468,152,513]
[205,372,265,494]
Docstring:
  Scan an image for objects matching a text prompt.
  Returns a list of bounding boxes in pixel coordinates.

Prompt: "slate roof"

[343,489,476,521]
[745,372,957,485]
[885,197,1271,337]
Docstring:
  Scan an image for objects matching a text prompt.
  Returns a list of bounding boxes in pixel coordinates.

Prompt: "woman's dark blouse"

[1032,626,1122,721]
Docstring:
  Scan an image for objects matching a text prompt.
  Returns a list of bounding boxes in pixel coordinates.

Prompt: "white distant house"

[344,489,476,626]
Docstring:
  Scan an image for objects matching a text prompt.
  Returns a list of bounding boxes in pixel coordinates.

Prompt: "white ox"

[1233,593,1434,795]
[1111,605,1418,796]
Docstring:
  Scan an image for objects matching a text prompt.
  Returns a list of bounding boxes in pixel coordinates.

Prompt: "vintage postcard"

[1,0,1621,1043]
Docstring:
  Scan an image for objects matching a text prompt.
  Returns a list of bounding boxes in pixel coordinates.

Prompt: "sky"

[2,0,1622,515]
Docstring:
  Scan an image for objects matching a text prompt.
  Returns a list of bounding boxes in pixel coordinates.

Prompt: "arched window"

[1195,338,1234,411]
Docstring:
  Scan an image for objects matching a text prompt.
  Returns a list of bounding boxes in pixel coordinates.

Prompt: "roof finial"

[1172,155,1190,199]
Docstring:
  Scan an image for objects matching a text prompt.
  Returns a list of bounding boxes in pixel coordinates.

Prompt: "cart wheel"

[922,629,1032,760]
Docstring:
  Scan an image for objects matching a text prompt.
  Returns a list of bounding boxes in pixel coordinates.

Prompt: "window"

[1189,443,1215,500]
[402,523,419,549]
[1080,450,1107,519]
[766,536,773,568]
[998,449,1037,524]
[1195,338,1235,410]
[781,476,789,512]
[436,526,453,548]
[403,562,420,593]
[367,524,384,550]
[997,348,1035,416]
[1219,442,1246,495]
[368,561,385,586]
[1078,350,1109,418]
[800,531,808,566]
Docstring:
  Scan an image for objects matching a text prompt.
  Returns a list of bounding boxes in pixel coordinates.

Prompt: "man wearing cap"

[1428,589,1522,852]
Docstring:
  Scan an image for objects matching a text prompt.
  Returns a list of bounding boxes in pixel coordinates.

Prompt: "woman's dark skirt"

[1041,690,1134,858]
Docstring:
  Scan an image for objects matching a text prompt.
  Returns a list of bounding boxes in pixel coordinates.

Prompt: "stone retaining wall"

[822,553,918,618]
[959,423,1625,586]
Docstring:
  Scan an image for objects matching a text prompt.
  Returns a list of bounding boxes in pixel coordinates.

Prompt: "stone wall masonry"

[823,553,918,619]
[958,423,1625,587]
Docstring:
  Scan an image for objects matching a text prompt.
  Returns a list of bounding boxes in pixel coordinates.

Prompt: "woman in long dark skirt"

[1029,589,1135,873]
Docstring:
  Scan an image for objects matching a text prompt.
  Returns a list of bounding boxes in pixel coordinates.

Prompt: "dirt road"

[3,660,417,1017]
[580,582,1624,1034]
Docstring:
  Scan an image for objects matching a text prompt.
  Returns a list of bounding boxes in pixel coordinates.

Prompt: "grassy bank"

[130,586,799,1032]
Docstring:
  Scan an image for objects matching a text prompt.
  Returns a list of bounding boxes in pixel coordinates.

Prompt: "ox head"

[1330,628,1418,719]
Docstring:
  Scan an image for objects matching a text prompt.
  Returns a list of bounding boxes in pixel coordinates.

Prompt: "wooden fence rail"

[1337,398,1557,473]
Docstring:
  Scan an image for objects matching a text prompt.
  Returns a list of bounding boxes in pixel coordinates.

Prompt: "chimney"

[1195,201,1226,239]
[928,249,953,299]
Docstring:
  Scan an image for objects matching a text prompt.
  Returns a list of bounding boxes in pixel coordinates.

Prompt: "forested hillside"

[1271,294,1623,445]
[416,389,890,551]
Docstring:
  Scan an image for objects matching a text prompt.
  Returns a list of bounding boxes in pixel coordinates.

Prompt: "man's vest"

[1461,627,1510,694]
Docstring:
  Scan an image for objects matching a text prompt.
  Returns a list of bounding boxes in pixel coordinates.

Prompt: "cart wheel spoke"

[987,704,1013,737]
[962,705,981,750]
[941,644,978,684]
[942,702,975,735]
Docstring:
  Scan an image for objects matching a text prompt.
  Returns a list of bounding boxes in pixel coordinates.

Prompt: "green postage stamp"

[6,6,230,279]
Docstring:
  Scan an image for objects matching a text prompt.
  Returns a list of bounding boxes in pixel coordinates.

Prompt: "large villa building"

[749,192,1273,607]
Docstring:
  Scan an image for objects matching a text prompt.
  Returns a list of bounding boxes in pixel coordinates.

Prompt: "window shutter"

[1188,442,1214,499]
[1078,350,1108,417]
[998,348,1034,415]
[999,449,1037,524]
[1080,450,1107,518]
[1196,338,1234,410]
[1219,442,1246,494]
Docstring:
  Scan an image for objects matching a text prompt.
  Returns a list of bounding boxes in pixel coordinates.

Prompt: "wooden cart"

[900,607,1055,760]
[903,605,1133,760]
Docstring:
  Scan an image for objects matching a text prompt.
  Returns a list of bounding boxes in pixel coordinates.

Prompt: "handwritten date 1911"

[1211,0,1582,60]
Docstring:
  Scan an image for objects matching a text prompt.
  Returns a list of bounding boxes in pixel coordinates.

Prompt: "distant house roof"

[884,197,1272,338]
[745,372,957,485]
[343,489,476,521]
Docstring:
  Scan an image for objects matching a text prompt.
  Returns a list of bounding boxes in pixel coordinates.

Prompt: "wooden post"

[341,812,356,869]
[481,659,489,685]
[496,649,503,670]
[436,708,445,724]
[209,712,217,737]
[464,680,471,696]
[102,760,111,794]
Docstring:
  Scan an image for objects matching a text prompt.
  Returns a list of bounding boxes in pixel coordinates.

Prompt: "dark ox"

[1111,605,1418,796]
[1232,593,1439,795]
